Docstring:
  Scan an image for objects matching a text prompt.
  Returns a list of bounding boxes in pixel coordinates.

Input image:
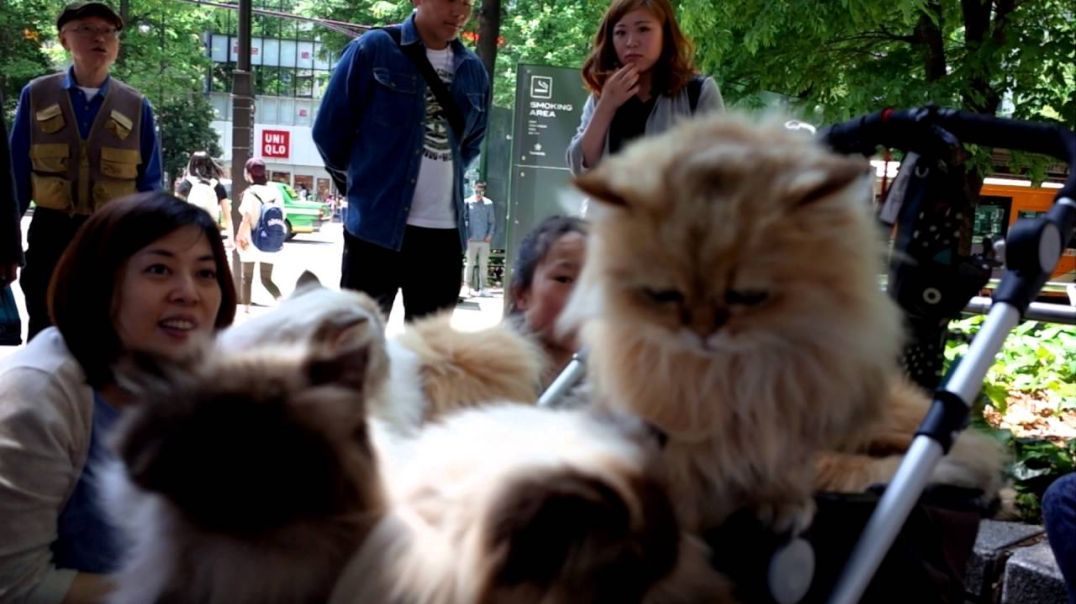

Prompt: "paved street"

[1,216,506,358]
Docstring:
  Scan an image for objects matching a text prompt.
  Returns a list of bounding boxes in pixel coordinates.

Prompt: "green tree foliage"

[0,0,57,119]
[681,0,1075,127]
[157,93,223,188]
[2,0,222,183]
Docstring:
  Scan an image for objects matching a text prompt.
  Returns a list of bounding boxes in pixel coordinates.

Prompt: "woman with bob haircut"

[0,192,236,603]
[566,0,724,175]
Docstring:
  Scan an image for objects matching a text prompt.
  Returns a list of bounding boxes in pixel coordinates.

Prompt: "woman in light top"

[0,192,236,603]
[566,0,724,175]
[234,157,285,313]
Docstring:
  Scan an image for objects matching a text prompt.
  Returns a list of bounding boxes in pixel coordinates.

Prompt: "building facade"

[205,23,337,200]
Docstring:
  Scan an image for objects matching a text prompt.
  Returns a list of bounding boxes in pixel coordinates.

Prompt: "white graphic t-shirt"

[407,47,457,229]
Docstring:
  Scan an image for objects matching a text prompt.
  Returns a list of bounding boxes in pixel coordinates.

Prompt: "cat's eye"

[725,289,769,306]
[642,288,684,304]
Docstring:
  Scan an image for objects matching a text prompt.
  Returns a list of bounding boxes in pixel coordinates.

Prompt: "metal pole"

[229,0,253,290]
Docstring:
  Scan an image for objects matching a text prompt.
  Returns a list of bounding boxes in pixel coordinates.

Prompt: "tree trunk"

[475,0,501,79]
[913,1,947,83]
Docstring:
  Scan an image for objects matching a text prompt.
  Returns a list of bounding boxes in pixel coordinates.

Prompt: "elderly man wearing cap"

[9,1,162,341]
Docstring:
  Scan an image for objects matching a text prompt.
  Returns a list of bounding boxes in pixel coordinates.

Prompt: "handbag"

[0,285,22,346]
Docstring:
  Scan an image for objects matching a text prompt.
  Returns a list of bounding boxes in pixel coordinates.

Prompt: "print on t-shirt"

[422,60,454,162]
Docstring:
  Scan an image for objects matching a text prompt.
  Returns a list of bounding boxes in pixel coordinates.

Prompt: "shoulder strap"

[688,75,705,114]
[384,25,465,140]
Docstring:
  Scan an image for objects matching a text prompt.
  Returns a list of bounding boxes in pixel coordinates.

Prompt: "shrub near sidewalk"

[945,316,1076,520]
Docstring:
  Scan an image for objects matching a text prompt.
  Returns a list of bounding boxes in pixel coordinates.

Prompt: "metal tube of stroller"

[828,302,1020,604]
[537,349,588,408]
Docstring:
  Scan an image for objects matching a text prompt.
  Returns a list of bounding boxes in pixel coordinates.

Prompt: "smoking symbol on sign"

[530,76,552,100]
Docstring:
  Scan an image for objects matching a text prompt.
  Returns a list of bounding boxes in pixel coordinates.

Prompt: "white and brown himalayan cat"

[331,404,733,604]
[104,339,387,604]
[219,273,544,432]
[561,114,907,535]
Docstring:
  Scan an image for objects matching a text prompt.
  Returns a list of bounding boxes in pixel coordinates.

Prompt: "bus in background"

[974,178,1074,299]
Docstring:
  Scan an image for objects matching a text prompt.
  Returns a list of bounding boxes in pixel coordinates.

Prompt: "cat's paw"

[754,497,816,537]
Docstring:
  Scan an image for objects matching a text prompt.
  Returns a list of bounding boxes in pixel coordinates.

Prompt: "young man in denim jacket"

[313,0,490,322]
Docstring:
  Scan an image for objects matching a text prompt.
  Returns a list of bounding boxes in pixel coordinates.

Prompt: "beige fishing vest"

[28,72,143,215]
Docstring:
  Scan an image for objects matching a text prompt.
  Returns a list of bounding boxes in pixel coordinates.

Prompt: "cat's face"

[112,340,385,536]
[573,115,878,355]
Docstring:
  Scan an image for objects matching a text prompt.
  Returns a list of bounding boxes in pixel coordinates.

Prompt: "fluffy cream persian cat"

[105,340,386,604]
[219,273,543,432]
[561,113,908,535]
[331,404,732,604]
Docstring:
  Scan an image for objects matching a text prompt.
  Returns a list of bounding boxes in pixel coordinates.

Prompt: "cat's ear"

[294,270,322,292]
[305,340,369,393]
[788,156,869,207]
[312,311,375,352]
[574,168,631,208]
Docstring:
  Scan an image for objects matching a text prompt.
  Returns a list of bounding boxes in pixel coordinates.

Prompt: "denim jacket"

[313,15,490,251]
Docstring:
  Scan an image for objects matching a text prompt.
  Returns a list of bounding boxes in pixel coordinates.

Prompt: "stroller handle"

[821,106,1076,201]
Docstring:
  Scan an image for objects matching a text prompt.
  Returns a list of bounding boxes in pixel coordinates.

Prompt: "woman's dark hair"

[507,215,588,316]
[48,192,237,387]
[581,0,697,98]
[185,151,224,182]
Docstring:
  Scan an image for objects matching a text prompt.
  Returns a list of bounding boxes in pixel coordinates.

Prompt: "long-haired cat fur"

[331,404,732,604]
[562,114,906,534]
[219,273,544,432]
[104,340,386,604]
[815,376,1007,500]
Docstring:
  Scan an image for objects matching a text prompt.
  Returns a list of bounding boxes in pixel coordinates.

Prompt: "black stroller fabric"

[703,486,987,603]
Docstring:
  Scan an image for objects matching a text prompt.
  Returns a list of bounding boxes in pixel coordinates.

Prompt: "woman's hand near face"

[597,64,639,111]
[577,64,640,170]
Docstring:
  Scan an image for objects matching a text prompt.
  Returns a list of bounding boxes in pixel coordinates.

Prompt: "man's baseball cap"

[57,2,124,32]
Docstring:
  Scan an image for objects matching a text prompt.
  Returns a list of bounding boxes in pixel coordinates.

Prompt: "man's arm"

[137,97,163,192]
[10,86,33,215]
[485,199,494,242]
[459,68,491,168]
[1,109,24,282]
[313,37,370,192]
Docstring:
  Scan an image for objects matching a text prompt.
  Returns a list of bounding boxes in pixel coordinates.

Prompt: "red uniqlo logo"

[261,130,289,158]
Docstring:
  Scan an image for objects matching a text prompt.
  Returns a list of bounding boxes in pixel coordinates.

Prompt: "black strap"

[687,75,705,113]
[384,26,465,140]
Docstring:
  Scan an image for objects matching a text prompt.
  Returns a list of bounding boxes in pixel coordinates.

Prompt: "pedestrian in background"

[463,180,495,296]
[176,151,229,234]
[9,1,162,339]
[567,0,723,176]
[313,0,491,322]
[234,158,284,314]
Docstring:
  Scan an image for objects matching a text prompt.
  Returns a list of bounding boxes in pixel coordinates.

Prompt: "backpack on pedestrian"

[250,191,286,252]
[186,176,221,224]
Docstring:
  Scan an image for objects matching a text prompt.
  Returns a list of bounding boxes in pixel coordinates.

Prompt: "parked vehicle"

[273,182,331,240]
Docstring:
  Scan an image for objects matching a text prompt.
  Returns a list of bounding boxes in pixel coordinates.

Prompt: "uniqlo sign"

[262,130,289,158]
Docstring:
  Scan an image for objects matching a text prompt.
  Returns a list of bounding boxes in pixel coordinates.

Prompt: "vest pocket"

[29,144,72,209]
[94,147,140,207]
[35,104,66,134]
[30,143,70,173]
[99,147,140,179]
